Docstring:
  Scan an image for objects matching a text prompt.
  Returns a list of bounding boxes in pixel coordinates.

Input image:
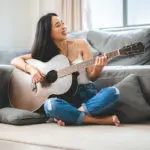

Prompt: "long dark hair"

[31,13,60,62]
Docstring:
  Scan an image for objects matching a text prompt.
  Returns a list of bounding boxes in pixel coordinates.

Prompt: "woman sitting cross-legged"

[11,13,120,126]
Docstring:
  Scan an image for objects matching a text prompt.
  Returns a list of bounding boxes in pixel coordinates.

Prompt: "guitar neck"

[58,50,120,78]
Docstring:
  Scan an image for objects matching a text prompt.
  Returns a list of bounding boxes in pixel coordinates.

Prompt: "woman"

[11,13,120,126]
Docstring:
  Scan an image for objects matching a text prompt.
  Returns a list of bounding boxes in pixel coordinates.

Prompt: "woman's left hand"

[89,55,107,81]
[94,55,107,70]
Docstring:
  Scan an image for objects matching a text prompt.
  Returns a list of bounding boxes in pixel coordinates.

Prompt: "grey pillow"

[115,74,150,123]
[0,107,48,125]
[138,75,150,105]
[87,28,150,53]
[87,28,150,65]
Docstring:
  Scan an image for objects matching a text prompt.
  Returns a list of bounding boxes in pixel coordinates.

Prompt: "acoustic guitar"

[9,42,145,111]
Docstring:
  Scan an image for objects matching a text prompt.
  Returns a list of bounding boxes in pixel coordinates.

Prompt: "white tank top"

[71,55,91,84]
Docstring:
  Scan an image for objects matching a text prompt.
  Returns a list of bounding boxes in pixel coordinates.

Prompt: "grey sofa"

[0,27,150,149]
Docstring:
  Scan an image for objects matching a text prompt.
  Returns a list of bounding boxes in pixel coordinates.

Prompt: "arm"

[11,54,43,83]
[11,54,32,73]
[81,40,107,81]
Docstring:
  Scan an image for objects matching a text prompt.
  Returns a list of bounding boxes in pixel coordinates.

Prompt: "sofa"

[0,27,150,150]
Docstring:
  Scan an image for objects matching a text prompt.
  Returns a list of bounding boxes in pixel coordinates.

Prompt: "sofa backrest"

[0,49,30,65]
[87,28,150,65]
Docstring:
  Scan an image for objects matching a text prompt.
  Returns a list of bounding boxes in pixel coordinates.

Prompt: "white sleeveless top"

[71,55,91,84]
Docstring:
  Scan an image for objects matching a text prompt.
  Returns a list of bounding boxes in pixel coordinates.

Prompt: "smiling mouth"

[62,31,67,35]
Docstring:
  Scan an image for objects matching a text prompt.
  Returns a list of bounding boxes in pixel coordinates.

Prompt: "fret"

[106,50,120,59]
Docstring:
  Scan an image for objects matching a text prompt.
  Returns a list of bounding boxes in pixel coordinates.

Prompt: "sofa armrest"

[0,65,14,108]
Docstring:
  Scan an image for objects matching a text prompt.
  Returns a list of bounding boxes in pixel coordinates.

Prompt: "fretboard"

[58,50,120,78]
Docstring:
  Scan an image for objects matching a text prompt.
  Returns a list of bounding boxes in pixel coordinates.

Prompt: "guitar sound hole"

[41,70,58,87]
[46,70,58,83]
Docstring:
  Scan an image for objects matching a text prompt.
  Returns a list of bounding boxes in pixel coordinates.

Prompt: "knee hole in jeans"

[113,87,120,95]
[44,97,58,112]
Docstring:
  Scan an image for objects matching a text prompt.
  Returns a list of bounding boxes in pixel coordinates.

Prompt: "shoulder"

[67,39,87,44]
[67,39,92,56]
[67,39,89,48]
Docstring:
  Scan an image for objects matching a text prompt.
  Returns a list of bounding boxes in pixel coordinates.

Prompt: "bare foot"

[54,118,65,126]
[57,120,65,126]
[112,115,120,127]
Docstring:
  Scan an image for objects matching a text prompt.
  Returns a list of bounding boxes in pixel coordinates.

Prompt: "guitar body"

[9,55,78,111]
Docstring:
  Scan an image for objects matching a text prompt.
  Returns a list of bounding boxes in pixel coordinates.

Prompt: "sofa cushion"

[87,28,150,65]
[114,74,150,123]
[0,107,48,125]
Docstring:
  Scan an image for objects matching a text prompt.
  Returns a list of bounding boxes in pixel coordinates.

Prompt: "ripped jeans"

[44,84,120,125]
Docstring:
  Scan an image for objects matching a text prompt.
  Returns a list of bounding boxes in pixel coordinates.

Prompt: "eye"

[55,23,61,28]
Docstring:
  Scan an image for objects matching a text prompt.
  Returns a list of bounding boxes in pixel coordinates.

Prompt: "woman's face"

[51,16,67,41]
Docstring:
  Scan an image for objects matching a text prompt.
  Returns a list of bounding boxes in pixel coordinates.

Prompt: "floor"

[0,140,64,150]
[0,123,150,150]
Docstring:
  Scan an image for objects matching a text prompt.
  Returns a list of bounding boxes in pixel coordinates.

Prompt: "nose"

[62,24,67,30]
[61,22,67,29]
[63,25,67,31]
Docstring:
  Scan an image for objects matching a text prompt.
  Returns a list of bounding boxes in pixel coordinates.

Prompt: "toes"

[57,120,65,126]
[112,115,120,127]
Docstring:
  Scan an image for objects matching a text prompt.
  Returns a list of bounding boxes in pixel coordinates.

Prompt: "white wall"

[0,0,39,50]
[39,0,57,17]
[0,0,61,50]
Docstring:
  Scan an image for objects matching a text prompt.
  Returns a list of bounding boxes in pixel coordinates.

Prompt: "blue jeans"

[44,84,120,125]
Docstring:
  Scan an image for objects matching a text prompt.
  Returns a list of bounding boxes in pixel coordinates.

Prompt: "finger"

[35,76,39,82]
[103,53,107,62]
[103,55,107,61]
[32,77,36,83]
[32,79,35,83]
[95,56,100,66]
[102,56,105,65]
[37,76,42,81]
[102,56,107,65]
[97,57,103,66]
[35,75,42,82]
[33,77,40,83]
[100,57,104,65]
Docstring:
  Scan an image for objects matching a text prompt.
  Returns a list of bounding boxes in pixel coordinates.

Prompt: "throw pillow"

[0,107,48,125]
[114,74,150,123]
[87,28,150,53]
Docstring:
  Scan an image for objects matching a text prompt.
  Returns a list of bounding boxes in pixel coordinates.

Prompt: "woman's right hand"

[29,65,44,83]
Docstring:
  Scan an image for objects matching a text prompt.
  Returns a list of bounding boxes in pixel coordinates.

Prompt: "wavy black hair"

[31,13,60,62]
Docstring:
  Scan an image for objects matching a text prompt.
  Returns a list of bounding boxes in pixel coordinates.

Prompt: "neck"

[54,40,68,55]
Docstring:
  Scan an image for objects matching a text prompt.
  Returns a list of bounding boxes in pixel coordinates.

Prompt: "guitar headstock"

[119,42,145,56]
